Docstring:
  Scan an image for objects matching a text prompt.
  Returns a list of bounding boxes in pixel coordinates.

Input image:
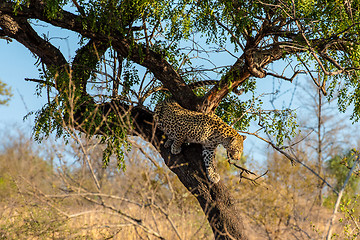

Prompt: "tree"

[1,1,360,239]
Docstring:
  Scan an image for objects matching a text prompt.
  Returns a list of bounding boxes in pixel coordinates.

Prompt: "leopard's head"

[226,135,246,161]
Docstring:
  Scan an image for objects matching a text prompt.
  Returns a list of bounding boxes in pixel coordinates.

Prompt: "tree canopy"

[1,0,360,239]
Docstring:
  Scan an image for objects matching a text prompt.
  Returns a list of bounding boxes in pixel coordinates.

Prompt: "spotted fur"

[154,99,246,183]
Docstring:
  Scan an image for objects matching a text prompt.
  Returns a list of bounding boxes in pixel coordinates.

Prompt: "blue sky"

[0,24,78,133]
[0,40,46,130]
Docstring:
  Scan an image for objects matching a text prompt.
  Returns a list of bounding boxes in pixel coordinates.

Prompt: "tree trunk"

[159,143,248,239]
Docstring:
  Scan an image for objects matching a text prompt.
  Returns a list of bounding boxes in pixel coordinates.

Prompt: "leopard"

[154,99,246,183]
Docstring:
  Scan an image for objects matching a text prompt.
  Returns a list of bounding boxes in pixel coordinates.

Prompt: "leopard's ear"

[227,136,237,142]
[228,136,242,145]
[242,135,247,140]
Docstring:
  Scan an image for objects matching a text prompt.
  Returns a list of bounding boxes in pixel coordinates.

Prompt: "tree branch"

[0,2,199,110]
[0,13,67,68]
[25,78,55,87]
[266,70,305,82]
[201,43,301,112]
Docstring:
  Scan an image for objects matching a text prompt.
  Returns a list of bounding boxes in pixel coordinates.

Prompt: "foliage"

[0,80,12,105]
[339,195,360,240]
[326,150,360,201]
[216,93,298,146]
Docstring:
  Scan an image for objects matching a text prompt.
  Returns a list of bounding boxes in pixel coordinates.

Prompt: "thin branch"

[293,17,347,77]
[227,159,268,185]
[297,54,327,95]
[75,135,101,191]
[213,15,245,51]
[71,0,86,16]
[245,131,338,194]
[45,193,142,207]
[266,70,305,82]
[25,78,55,87]
[19,176,71,218]
[112,53,122,98]
[0,32,12,42]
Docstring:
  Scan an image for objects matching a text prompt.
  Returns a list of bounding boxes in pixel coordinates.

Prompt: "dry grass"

[0,136,358,239]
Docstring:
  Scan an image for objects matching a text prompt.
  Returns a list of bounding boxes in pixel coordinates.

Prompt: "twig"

[71,0,86,16]
[0,35,12,42]
[240,170,269,185]
[19,176,71,218]
[213,15,245,51]
[228,160,268,185]
[296,54,327,95]
[74,135,102,191]
[266,70,305,82]
[83,195,165,239]
[25,78,55,87]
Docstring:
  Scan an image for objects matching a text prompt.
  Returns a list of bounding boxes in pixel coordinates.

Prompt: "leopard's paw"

[171,145,181,155]
[206,168,220,183]
[164,139,172,148]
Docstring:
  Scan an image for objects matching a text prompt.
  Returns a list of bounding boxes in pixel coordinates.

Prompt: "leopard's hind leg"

[202,148,220,183]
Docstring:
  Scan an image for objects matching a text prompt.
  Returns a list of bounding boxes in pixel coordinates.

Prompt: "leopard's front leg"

[202,148,220,183]
[170,136,184,154]
[164,134,184,155]
[164,139,173,148]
